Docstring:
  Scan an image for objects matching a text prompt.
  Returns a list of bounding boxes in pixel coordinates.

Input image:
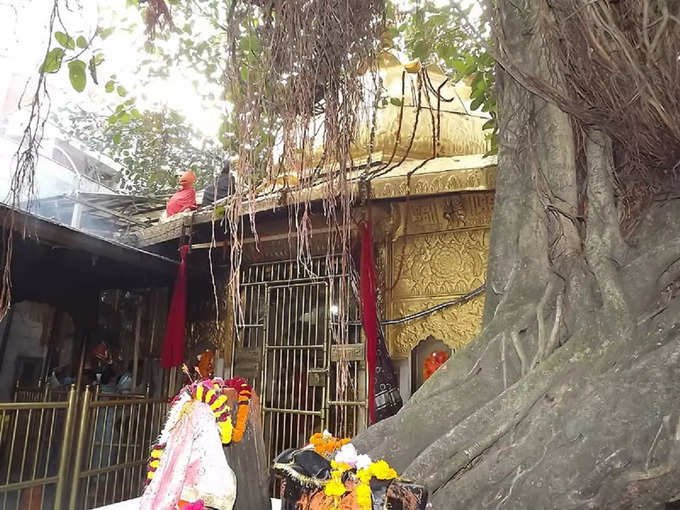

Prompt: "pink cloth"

[140,402,236,510]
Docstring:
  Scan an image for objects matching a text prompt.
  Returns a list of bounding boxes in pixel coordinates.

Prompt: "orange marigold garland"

[223,377,252,443]
[309,431,350,457]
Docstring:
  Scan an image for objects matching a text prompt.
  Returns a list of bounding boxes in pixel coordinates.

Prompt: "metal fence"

[0,391,76,510]
[68,387,166,510]
[0,386,167,510]
[13,383,74,404]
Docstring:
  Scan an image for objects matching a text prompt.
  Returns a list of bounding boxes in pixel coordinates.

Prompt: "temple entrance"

[262,281,328,461]
[232,257,367,469]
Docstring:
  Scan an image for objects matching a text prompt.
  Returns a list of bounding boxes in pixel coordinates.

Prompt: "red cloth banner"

[359,222,378,423]
[162,245,190,368]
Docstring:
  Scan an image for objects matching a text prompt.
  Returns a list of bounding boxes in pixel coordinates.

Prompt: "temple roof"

[125,52,496,249]
[127,153,496,248]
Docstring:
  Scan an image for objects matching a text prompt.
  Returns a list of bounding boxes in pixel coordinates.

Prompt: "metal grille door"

[262,282,328,461]
[232,258,367,468]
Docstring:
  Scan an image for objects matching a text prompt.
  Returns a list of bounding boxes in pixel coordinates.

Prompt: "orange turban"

[179,171,197,189]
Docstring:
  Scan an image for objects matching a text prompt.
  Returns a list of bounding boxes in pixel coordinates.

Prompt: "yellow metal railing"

[0,385,166,510]
[0,387,77,510]
[68,386,167,510]
[13,382,148,404]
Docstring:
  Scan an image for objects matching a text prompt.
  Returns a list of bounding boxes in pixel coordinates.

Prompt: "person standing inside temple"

[166,171,198,217]
[202,158,236,206]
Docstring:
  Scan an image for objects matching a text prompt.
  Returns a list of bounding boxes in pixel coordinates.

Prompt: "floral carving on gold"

[385,192,493,358]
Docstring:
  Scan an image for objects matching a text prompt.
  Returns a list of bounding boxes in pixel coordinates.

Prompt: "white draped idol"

[93,379,237,510]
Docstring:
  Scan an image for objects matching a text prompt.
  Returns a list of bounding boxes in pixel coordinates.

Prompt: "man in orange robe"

[166,171,198,217]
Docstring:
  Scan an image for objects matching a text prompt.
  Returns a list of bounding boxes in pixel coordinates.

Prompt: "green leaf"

[98,27,114,39]
[76,36,88,49]
[470,96,483,111]
[55,32,75,50]
[105,80,115,93]
[451,59,467,74]
[412,40,429,60]
[240,66,249,82]
[482,119,495,131]
[40,48,65,73]
[131,109,142,119]
[484,145,498,157]
[119,112,131,124]
[117,85,127,97]
[465,58,478,75]
[387,26,399,39]
[68,60,87,92]
[113,133,122,145]
[386,1,395,19]
[389,97,403,107]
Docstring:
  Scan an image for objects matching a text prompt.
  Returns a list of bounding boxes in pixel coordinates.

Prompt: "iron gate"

[232,257,367,467]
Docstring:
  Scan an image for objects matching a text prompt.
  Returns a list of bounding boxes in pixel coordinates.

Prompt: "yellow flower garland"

[324,458,398,510]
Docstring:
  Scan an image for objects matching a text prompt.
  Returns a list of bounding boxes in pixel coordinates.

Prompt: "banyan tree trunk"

[352,1,680,508]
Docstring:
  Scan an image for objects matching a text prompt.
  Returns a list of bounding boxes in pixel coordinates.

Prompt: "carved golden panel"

[391,192,494,237]
[387,295,486,355]
[385,192,493,358]
[372,163,495,200]
[391,229,489,299]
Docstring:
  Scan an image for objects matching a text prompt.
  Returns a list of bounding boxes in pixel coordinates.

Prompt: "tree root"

[401,318,601,491]
[584,130,631,321]
[421,301,680,507]
[491,430,557,510]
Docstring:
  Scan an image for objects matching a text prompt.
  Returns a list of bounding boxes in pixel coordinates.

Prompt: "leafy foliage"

[41,26,104,93]
[390,0,497,154]
[58,107,222,195]
[45,0,496,186]
[68,60,87,92]
[41,48,65,73]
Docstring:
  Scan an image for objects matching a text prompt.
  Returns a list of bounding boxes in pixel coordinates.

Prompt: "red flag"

[359,222,378,423]
[162,245,189,368]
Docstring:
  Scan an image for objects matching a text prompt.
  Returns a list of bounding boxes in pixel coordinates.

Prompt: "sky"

[0,0,225,136]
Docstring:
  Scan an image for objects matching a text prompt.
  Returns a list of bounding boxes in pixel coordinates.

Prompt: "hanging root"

[532,284,564,368]
[510,330,528,377]
[2,0,59,320]
[584,130,631,320]
[498,0,680,232]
